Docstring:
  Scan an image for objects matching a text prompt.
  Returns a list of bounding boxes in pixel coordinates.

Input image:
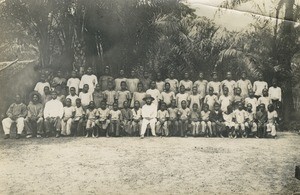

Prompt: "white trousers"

[61,118,73,135]
[2,117,24,135]
[140,118,156,136]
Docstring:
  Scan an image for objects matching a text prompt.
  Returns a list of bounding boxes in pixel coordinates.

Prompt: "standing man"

[126,70,140,95]
[99,66,114,91]
[236,71,252,99]
[44,91,64,138]
[221,71,236,97]
[194,71,208,104]
[79,66,98,94]
[115,69,127,91]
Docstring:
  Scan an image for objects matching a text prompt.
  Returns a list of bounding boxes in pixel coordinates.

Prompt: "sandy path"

[0,132,299,195]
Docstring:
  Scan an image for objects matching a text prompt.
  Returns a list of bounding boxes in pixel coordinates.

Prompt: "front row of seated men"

[2,89,278,139]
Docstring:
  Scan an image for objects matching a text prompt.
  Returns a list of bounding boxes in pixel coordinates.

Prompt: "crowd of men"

[1,66,282,139]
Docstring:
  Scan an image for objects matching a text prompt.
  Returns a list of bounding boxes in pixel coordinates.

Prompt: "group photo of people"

[2,65,282,139]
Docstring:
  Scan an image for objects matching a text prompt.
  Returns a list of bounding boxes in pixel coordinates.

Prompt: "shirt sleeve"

[6,104,14,117]
[19,104,27,118]
[79,76,84,89]
[34,83,39,92]
[57,102,64,119]
[279,88,282,102]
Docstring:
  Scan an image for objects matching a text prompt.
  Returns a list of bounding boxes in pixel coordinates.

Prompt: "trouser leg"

[16,117,25,134]
[2,118,13,135]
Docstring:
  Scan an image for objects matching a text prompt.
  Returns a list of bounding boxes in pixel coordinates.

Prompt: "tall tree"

[221,0,300,122]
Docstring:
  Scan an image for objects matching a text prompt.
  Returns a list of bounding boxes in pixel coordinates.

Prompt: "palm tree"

[221,0,299,123]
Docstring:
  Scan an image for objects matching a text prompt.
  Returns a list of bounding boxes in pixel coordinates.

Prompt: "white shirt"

[268,87,282,101]
[146,89,161,106]
[207,81,221,95]
[34,82,50,97]
[115,78,127,91]
[66,95,79,107]
[141,103,157,119]
[233,109,248,123]
[132,108,142,120]
[63,106,75,118]
[161,91,175,106]
[194,80,208,99]
[126,78,140,93]
[156,81,165,92]
[44,99,64,118]
[165,78,179,92]
[244,97,258,113]
[221,80,236,96]
[79,92,93,107]
[257,96,271,109]
[179,80,193,92]
[67,78,81,94]
[253,81,268,96]
[79,74,98,93]
[219,95,232,112]
[236,79,252,98]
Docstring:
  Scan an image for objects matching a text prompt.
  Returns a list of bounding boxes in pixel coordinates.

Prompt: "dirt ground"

[0,132,299,195]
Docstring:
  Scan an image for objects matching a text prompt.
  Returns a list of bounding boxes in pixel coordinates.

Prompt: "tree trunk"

[277,0,295,124]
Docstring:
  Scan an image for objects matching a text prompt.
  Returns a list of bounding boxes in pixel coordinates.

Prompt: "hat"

[143,94,155,101]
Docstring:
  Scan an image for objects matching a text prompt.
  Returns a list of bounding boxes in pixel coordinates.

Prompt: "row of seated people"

[2,88,278,139]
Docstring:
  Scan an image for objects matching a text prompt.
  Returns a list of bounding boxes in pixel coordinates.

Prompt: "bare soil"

[0,132,299,195]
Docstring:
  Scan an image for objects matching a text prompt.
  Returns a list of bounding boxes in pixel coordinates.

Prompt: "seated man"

[24,92,44,138]
[44,91,64,138]
[2,94,27,139]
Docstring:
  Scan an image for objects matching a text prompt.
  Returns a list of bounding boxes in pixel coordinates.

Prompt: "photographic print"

[0,0,299,194]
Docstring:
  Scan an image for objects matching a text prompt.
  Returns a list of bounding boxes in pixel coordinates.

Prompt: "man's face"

[150,81,156,89]
[181,101,187,109]
[134,101,140,108]
[223,88,228,95]
[105,67,109,74]
[66,99,72,107]
[32,95,39,103]
[131,70,135,77]
[120,70,125,76]
[51,92,57,99]
[40,75,46,82]
[184,73,189,79]
[57,71,62,77]
[87,67,92,74]
[70,88,76,95]
[95,84,101,91]
[226,72,232,80]
[71,71,77,78]
[15,95,21,104]
[146,98,152,105]
[241,72,246,79]
[101,102,106,109]
[192,104,198,111]
[165,83,170,91]
[170,72,174,78]
[83,85,89,92]
[214,104,220,111]
[44,86,50,94]
[199,72,203,79]
[121,82,127,90]
[76,99,81,107]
